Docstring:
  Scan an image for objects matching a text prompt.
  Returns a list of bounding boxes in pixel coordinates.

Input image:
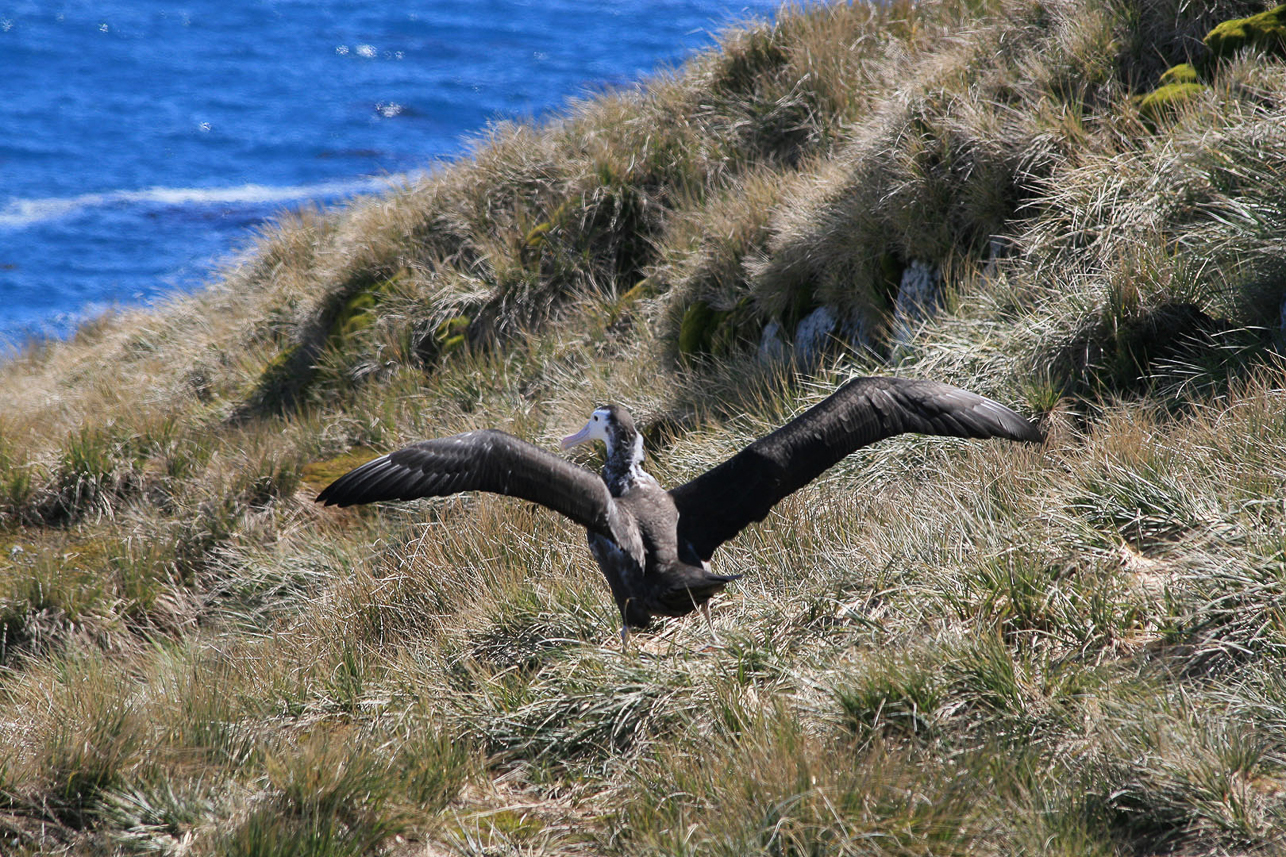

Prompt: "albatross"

[316,376,1042,645]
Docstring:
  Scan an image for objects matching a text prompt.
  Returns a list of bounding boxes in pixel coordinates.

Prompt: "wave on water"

[0,177,396,229]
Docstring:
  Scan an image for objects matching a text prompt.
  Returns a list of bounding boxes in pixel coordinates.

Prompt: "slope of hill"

[3,1,1286,853]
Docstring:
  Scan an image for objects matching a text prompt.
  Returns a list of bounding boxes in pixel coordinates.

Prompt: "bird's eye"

[593,415,599,422]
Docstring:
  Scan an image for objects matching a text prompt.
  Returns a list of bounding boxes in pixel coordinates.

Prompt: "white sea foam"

[0,177,391,229]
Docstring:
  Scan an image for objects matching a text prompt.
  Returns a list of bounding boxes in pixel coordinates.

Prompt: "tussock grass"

[5,0,1286,853]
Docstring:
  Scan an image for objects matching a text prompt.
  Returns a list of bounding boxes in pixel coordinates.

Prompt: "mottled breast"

[616,482,680,568]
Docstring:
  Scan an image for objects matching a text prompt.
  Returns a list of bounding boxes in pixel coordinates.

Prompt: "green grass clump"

[218,735,420,857]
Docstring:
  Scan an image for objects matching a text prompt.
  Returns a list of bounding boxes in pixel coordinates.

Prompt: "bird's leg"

[701,601,721,646]
[619,621,632,653]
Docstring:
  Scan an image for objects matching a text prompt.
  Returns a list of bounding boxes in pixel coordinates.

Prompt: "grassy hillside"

[4,0,1286,853]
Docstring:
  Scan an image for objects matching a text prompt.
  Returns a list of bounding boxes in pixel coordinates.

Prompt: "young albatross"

[316,376,1042,645]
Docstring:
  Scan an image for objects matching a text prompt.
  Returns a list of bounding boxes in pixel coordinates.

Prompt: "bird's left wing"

[316,429,619,537]
[668,376,1042,562]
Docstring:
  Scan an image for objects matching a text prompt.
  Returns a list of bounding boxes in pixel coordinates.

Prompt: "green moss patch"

[301,448,379,491]
[1204,4,1286,64]
[1136,82,1207,125]
[1138,7,1286,128]
[1158,62,1200,85]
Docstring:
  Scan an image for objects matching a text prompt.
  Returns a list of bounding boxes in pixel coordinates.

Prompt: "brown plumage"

[316,376,1043,644]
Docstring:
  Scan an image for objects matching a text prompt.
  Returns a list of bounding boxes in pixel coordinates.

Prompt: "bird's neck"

[603,431,651,495]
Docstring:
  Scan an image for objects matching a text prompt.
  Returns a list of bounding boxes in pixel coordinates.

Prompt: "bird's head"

[561,404,637,458]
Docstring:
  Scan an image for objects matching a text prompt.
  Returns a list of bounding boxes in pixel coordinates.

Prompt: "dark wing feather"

[669,377,1042,561]
[316,429,618,536]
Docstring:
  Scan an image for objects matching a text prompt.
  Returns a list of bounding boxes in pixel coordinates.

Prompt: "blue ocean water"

[0,1,783,349]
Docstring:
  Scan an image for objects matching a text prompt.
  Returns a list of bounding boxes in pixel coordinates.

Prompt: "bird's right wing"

[668,376,1042,561]
[316,429,619,537]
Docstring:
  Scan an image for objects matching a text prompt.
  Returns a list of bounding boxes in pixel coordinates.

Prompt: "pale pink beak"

[561,421,594,450]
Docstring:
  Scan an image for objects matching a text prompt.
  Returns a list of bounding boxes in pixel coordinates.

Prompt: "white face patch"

[588,408,612,444]
[561,407,614,450]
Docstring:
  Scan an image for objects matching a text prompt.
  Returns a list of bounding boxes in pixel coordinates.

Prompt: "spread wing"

[316,429,619,537]
[668,377,1042,561]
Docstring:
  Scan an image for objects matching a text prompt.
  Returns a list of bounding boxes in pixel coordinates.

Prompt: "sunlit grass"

[2,0,1286,853]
